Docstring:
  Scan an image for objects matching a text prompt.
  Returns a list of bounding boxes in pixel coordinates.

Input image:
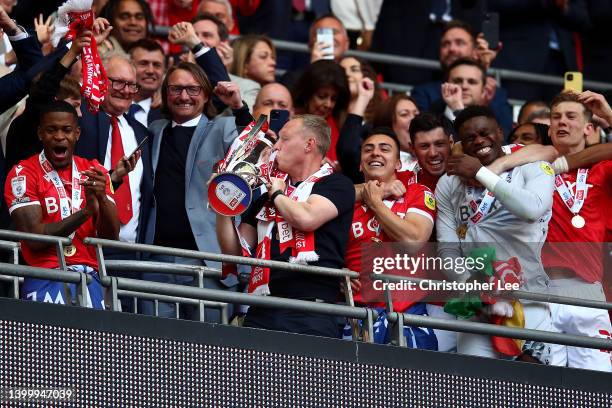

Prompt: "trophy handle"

[207,172,254,216]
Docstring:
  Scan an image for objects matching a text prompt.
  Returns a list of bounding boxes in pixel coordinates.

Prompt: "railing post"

[95,244,108,280]
[110,277,121,312]
[390,312,406,347]
[197,270,205,322]
[364,308,375,343]
[221,303,229,325]
[56,241,68,272]
[342,272,360,340]
[384,286,394,313]
[76,272,88,307]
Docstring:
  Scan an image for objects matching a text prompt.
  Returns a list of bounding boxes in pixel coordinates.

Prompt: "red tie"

[110,116,133,225]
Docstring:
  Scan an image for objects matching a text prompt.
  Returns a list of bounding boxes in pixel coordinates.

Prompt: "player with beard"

[344,128,437,347]
[436,105,555,360]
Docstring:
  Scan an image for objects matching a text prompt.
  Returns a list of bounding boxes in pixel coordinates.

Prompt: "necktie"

[127,103,143,121]
[110,116,133,225]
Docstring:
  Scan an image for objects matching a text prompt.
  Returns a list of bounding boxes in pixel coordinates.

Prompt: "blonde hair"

[230,35,276,78]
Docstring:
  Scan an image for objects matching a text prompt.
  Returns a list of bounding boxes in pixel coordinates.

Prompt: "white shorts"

[548,278,612,372]
[457,300,552,362]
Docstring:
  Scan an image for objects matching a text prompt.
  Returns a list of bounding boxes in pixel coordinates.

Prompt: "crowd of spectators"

[0,0,611,373]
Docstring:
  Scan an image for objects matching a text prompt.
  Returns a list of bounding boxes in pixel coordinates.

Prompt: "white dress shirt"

[104,114,144,243]
[133,97,152,128]
[172,114,202,128]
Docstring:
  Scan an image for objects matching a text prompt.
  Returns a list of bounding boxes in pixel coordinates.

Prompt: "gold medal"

[64,245,77,257]
[571,214,585,229]
[457,224,468,239]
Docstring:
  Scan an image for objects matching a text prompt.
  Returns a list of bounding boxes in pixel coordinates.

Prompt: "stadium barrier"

[0,229,611,352]
[1,297,610,407]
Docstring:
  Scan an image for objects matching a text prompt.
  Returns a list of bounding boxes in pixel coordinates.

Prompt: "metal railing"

[150,25,612,93]
[374,274,612,311]
[1,229,612,352]
[0,240,20,298]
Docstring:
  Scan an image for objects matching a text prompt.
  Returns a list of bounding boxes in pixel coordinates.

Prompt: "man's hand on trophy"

[214,81,243,109]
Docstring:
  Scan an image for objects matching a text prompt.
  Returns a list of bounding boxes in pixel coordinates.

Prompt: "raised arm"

[215,213,256,257]
[487,144,559,175]
[448,154,554,222]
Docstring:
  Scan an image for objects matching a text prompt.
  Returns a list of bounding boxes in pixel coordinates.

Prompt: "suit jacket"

[412,81,513,138]
[75,108,154,245]
[0,32,45,115]
[147,107,164,125]
[146,115,238,280]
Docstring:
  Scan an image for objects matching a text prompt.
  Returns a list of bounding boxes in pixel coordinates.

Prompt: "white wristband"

[552,156,569,175]
[474,166,502,191]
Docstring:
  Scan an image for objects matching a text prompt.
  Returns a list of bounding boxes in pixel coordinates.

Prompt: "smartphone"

[269,109,290,134]
[481,12,499,50]
[128,135,149,158]
[316,27,334,60]
[564,72,583,93]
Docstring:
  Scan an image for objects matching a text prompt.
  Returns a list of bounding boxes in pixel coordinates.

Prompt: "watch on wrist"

[270,190,284,203]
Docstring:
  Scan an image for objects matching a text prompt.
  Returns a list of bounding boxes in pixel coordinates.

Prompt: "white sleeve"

[356,0,383,30]
[476,162,554,222]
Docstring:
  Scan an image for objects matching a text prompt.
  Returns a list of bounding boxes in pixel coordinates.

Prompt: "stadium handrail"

[116,288,230,323]
[150,26,612,92]
[1,230,611,350]
[84,237,359,279]
[1,260,611,351]
[0,262,92,307]
[0,229,71,271]
[374,274,612,311]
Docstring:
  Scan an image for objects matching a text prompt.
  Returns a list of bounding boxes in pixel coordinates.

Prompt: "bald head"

[253,82,294,120]
[103,55,138,116]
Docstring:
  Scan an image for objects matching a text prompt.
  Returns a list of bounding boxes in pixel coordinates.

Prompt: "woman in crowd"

[292,60,350,168]
[339,55,383,124]
[508,122,551,146]
[230,34,277,86]
[99,0,154,59]
[373,94,420,168]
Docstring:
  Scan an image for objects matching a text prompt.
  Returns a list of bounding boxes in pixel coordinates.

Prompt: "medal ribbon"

[554,169,588,216]
[39,151,82,238]
[465,172,511,226]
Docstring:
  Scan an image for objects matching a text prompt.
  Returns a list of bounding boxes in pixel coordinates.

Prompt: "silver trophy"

[208,115,275,216]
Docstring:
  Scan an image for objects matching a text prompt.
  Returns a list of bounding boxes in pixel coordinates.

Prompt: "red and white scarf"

[52,0,108,113]
[239,163,334,296]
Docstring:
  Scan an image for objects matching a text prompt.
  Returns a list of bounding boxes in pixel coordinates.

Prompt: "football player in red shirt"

[4,101,119,309]
[484,91,612,371]
[344,128,437,348]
